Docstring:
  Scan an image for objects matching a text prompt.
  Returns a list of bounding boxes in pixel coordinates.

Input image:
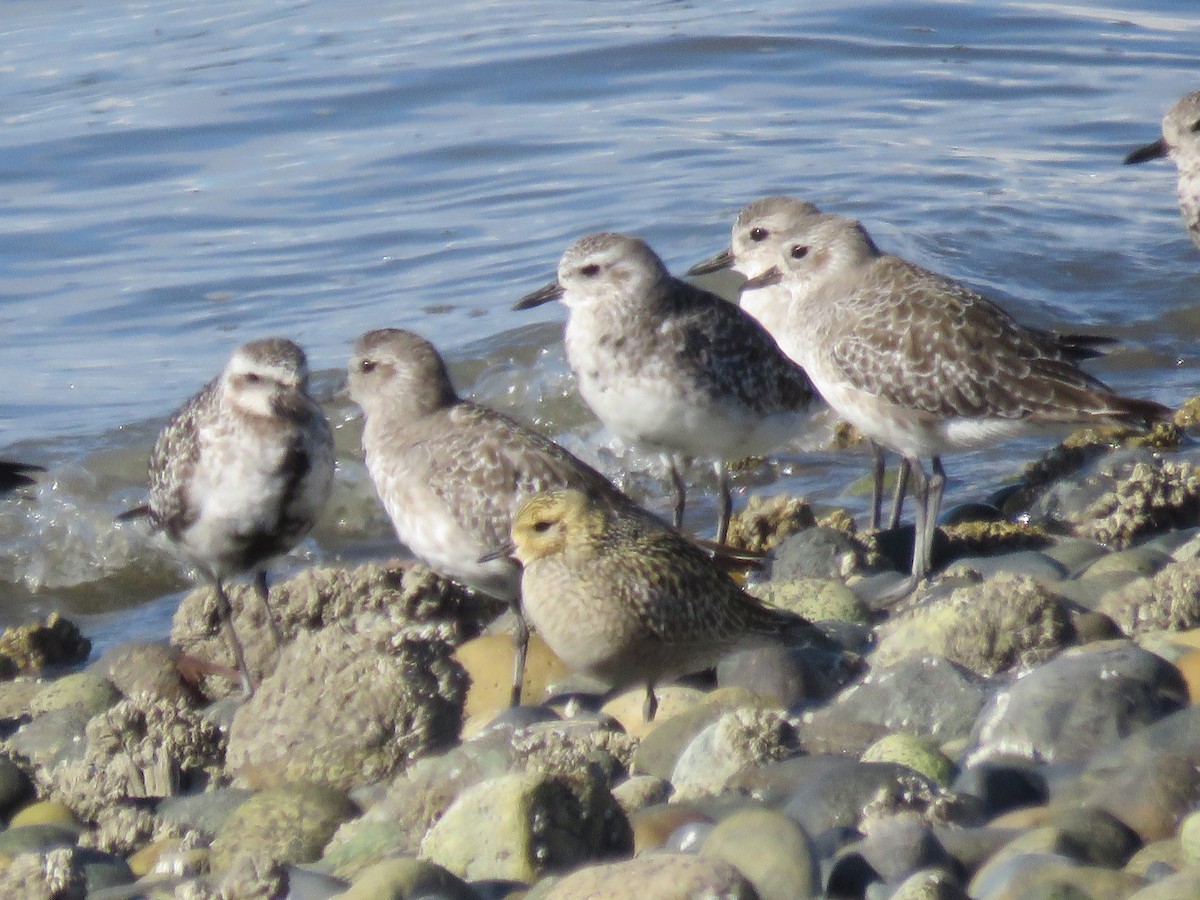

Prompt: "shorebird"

[492,488,835,722]
[119,338,335,693]
[348,328,661,706]
[748,213,1169,595]
[1124,90,1200,250]
[514,232,820,544]
[689,195,1119,532]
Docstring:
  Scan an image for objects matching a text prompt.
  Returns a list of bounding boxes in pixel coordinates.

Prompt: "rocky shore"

[4,415,1200,899]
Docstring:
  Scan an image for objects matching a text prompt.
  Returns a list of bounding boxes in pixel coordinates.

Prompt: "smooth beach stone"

[969,851,1145,900]
[1075,547,1173,580]
[28,672,121,717]
[610,775,672,816]
[90,641,191,704]
[333,856,478,900]
[818,655,985,744]
[601,683,707,738]
[888,867,970,900]
[873,574,1073,677]
[946,552,1067,584]
[1127,866,1200,900]
[226,627,465,792]
[699,808,820,900]
[861,733,954,787]
[933,825,1026,879]
[1047,571,1144,612]
[663,819,714,853]
[771,526,869,581]
[670,708,798,800]
[74,847,137,894]
[968,640,1188,766]
[630,687,769,779]
[628,802,713,854]
[0,822,81,855]
[0,679,43,721]
[1065,753,1200,844]
[953,758,1048,818]
[1041,540,1111,574]
[1148,527,1200,559]
[1047,806,1142,868]
[715,644,814,710]
[7,704,94,769]
[1178,809,1200,865]
[0,756,33,816]
[781,760,942,838]
[456,633,570,719]
[321,733,517,877]
[418,771,631,882]
[839,816,955,886]
[1124,838,1183,878]
[1169,649,1200,702]
[156,786,254,837]
[536,854,757,900]
[9,800,81,829]
[209,783,357,872]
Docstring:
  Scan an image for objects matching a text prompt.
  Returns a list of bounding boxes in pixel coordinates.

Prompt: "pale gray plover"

[119,338,335,693]
[750,213,1170,595]
[347,327,651,707]
[492,488,834,722]
[1125,90,1200,251]
[687,196,913,530]
[514,232,821,544]
[690,195,1119,533]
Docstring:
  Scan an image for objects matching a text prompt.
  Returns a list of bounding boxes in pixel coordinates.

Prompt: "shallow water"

[1,0,1198,643]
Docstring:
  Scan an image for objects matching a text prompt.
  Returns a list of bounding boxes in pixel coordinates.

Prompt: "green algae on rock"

[874,574,1074,676]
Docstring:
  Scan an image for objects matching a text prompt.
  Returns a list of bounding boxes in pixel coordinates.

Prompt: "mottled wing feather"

[414,402,624,547]
[652,280,817,414]
[146,379,218,538]
[596,510,825,648]
[825,261,1125,421]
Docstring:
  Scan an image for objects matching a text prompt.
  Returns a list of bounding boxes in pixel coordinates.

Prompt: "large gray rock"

[968,640,1187,766]
[226,625,466,791]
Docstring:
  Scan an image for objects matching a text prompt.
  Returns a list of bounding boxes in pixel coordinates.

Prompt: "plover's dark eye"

[533,519,553,533]
[790,244,810,260]
[749,227,769,242]
[580,264,600,277]
[358,359,377,374]
[245,372,263,384]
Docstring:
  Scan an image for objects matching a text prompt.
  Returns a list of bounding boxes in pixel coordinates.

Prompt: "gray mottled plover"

[750,213,1170,594]
[347,327,647,706]
[690,195,1119,532]
[119,338,335,693]
[0,461,43,495]
[514,231,821,544]
[1125,90,1200,250]
[496,487,834,722]
[687,196,917,530]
